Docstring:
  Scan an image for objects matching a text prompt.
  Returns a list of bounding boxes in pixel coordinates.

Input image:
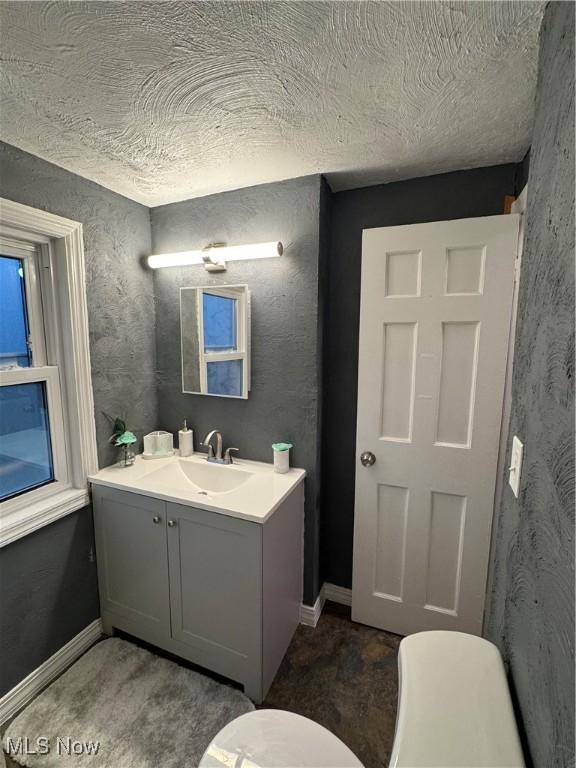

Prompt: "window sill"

[0,487,90,547]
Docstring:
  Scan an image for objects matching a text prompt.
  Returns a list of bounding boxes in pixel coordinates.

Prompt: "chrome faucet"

[201,430,239,465]
[202,429,223,460]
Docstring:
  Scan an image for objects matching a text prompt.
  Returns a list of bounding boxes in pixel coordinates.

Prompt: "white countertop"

[88,453,305,524]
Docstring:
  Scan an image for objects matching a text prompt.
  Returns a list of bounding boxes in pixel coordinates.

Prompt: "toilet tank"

[389,631,525,768]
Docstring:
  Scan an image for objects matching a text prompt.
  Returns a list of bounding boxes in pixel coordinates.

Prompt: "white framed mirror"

[180,284,250,398]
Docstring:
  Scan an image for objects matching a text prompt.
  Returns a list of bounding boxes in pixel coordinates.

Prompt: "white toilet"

[199,709,363,768]
[199,631,525,768]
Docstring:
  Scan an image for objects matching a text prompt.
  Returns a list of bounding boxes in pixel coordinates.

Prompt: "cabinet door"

[167,503,262,681]
[93,486,170,635]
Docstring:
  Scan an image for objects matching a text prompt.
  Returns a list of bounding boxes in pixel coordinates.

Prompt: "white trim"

[0,199,81,240]
[299,582,353,627]
[323,582,353,607]
[0,199,98,546]
[299,590,325,628]
[485,185,528,632]
[0,619,103,725]
[51,225,98,486]
[511,184,528,216]
[0,226,51,249]
[0,488,90,548]
[22,246,48,366]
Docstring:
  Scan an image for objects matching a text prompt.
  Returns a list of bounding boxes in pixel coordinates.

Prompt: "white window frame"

[0,198,98,546]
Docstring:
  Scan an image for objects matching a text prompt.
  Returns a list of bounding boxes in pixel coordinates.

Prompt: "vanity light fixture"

[147,241,283,272]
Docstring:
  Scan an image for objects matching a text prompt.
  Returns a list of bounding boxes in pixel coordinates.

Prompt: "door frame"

[483,187,527,630]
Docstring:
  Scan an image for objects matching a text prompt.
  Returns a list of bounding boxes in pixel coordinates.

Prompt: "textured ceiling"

[0,1,544,207]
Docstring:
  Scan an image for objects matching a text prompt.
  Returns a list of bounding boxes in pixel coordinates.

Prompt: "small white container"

[179,420,194,457]
[272,443,292,474]
[142,430,174,459]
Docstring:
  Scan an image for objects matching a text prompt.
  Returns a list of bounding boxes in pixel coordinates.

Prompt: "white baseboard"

[0,619,103,725]
[299,590,325,627]
[300,581,352,627]
[323,582,352,607]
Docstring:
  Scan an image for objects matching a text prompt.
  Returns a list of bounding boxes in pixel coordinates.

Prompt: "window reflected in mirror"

[207,359,243,397]
[181,285,250,399]
[202,293,237,353]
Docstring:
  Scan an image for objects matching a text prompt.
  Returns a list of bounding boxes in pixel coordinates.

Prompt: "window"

[0,244,68,504]
[0,255,32,368]
[0,199,98,546]
[1,382,54,499]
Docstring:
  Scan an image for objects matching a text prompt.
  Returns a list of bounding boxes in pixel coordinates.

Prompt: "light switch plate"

[509,435,524,497]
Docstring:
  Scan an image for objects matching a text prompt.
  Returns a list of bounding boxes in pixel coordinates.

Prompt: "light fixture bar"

[147,250,204,269]
[217,241,283,262]
[147,241,283,270]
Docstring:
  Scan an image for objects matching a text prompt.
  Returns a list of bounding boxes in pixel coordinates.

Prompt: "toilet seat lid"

[199,709,364,768]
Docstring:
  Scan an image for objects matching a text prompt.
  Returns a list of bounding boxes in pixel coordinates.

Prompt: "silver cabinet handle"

[360,451,376,467]
[167,519,176,528]
[152,515,161,524]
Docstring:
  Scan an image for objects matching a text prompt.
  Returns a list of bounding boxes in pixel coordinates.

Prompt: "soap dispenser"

[179,420,194,457]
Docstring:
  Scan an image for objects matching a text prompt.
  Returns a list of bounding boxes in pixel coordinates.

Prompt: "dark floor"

[2,602,400,768]
[263,602,401,768]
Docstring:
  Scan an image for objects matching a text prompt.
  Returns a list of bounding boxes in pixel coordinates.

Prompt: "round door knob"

[167,519,176,527]
[152,515,161,524]
[360,451,376,467]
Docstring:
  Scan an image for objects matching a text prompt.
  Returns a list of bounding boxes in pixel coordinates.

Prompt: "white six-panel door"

[352,215,519,636]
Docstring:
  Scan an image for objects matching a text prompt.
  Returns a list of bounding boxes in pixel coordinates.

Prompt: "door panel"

[374,483,409,600]
[380,322,417,441]
[352,215,519,636]
[435,321,479,446]
[93,486,170,634]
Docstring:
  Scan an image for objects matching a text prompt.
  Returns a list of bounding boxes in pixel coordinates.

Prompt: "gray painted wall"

[0,509,99,694]
[484,5,575,768]
[0,143,157,695]
[151,176,324,604]
[322,164,519,588]
[0,143,157,465]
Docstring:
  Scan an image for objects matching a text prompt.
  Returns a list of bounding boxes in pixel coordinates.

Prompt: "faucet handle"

[204,444,215,459]
[224,447,239,464]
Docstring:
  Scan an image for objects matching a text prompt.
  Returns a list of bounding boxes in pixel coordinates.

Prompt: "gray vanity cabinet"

[92,480,304,703]
[166,502,261,689]
[93,487,170,637]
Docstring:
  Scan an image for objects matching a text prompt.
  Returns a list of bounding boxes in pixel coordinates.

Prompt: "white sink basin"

[144,459,253,495]
[176,459,253,493]
[89,453,306,524]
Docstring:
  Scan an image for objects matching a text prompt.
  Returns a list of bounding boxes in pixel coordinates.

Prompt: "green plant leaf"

[114,430,137,446]
[109,416,128,444]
